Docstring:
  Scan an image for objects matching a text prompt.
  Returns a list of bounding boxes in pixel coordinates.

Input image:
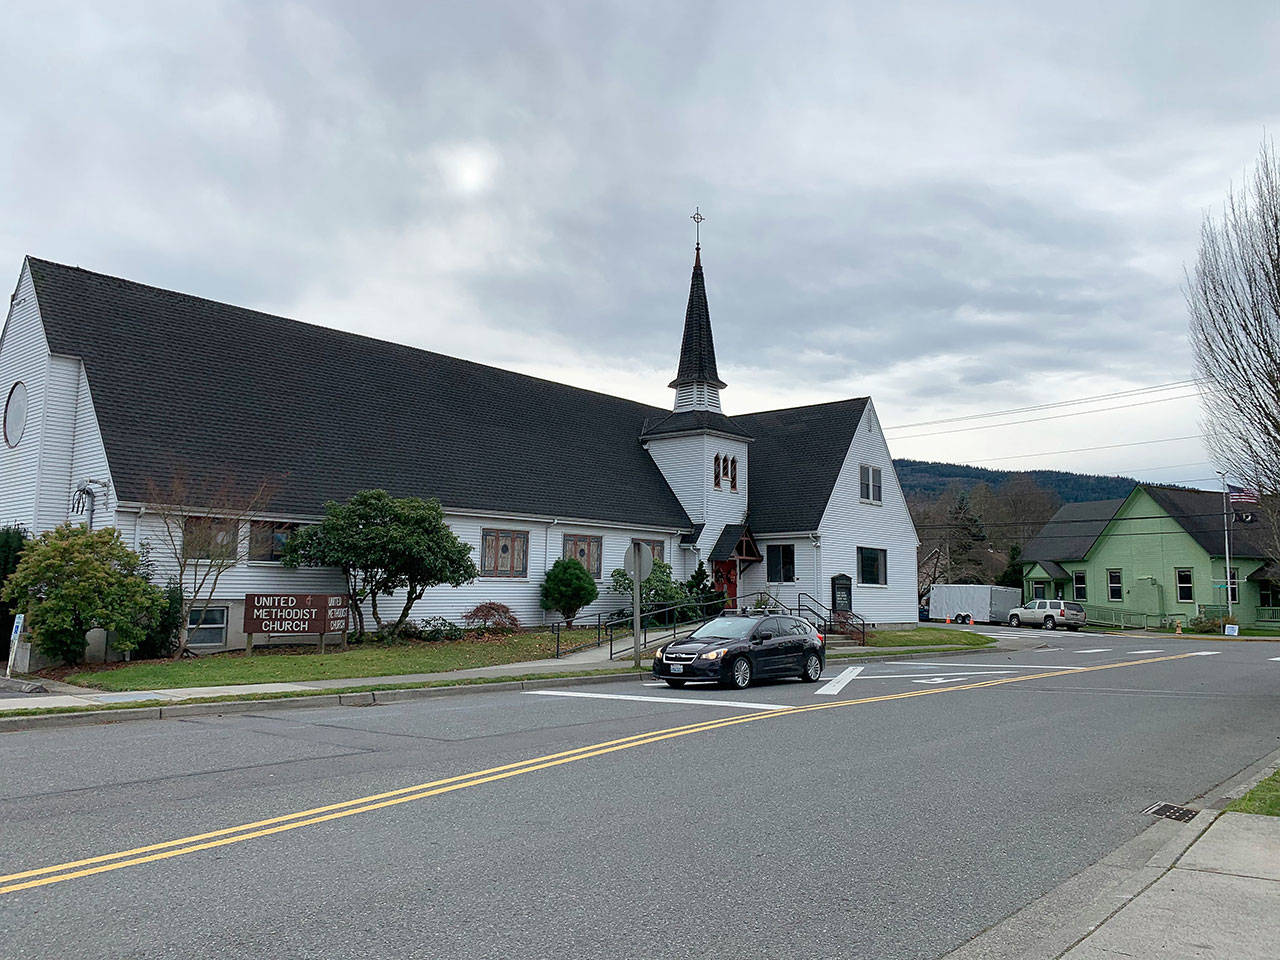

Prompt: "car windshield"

[687,617,759,640]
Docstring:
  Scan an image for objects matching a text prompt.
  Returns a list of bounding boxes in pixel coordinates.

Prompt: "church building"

[0,246,919,649]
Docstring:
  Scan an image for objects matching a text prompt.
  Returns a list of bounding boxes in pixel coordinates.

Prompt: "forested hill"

[894,459,1137,503]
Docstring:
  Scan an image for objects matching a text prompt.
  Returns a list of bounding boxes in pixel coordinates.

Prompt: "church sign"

[243,594,349,635]
[831,574,852,614]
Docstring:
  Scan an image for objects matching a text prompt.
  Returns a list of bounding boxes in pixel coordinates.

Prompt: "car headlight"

[699,648,728,660]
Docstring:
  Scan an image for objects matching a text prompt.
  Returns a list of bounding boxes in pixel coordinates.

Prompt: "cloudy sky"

[2,1,1277,488]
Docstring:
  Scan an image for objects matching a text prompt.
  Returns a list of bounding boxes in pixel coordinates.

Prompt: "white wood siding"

[35,355,81,532]
[0,263,49,530]
[132,507,683,648]
[738,536,817,610]
[645,433,708,523]
[68,364,115,529]
[817,400,919,624]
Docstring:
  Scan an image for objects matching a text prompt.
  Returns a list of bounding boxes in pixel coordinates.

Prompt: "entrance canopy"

[708,524,762,566]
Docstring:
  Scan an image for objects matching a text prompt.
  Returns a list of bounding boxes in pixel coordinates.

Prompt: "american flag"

[1228,484,1261,505]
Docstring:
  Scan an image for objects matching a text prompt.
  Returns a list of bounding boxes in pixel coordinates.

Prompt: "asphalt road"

[3,631,1280,959]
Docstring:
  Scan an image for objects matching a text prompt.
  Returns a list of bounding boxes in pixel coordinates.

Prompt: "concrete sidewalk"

[1061,812,1280,959]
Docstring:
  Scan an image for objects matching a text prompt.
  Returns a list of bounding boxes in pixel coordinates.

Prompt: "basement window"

[188,606,228,647]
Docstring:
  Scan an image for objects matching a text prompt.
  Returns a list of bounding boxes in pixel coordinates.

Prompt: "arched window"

[713,453,722,488]
[730,457,738,492]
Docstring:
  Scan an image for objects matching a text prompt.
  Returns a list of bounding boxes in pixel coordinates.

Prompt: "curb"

[943,741,1280,959]
[0,670,650,733]
[0,676,47,694]
[0,642,1014,734]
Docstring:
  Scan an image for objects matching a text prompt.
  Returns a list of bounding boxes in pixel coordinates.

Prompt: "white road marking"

[913,676,976,685]
[1188,651,1221,656]
[1074,648,1113,654]
[525,690,790,711]
[843,670,1016,681]
[1130,649,1164,654]
[890,661,1087,671]
[816,666,864,696]
[1270,657,1280,662]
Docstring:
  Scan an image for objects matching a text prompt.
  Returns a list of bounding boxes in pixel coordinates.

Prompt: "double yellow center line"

[0,652,1197,895]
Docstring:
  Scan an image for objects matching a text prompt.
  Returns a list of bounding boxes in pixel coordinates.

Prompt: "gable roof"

[1021,498,1125,563]
[1142,484,1271,559]
[668,246,726,390]
[732,397,869,533]
[25,257,693,528]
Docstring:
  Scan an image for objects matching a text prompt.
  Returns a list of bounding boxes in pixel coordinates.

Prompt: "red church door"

[713,561,738,605]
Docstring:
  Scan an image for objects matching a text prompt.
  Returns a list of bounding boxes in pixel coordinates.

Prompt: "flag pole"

[1220,473,1233,621]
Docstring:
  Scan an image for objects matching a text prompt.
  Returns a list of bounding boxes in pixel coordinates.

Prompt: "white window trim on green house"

[1073,570,1086,601]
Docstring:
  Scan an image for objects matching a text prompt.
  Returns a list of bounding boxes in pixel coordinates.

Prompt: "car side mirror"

[756,631,773,641]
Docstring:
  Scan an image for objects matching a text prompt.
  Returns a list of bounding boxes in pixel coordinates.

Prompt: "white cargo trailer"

[927,584,1023,625]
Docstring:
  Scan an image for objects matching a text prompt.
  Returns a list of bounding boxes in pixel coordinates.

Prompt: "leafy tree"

[540,558,599,626]
[943,492,988,584]
[282,490,477,635]
[611,559,688,618]
[461,602,521,633]
[0,525,28,657]
[995,543,1024,589]
[2,524,165,665]
[137,579,185,659]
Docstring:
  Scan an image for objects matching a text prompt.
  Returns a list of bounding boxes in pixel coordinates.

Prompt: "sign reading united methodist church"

[243,594,349,635]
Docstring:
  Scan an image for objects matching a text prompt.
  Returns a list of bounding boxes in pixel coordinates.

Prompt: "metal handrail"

[796,591,867,645]
[549,592,729,658]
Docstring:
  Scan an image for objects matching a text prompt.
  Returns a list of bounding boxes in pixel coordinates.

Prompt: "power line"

[890,391,1203,440]
[914,508,1254,532]
[933,434,1206,466]
[885,378,1204,432]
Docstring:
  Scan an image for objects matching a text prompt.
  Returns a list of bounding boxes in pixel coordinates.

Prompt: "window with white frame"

[859,465,882,504]
[857,546,887,585]
[766,544,795,583]
[182,516,238,560]
[563,533,603,577]
[248,521,299,562]
[1033,581,1047,600]
[187,606,228,646]
[1175,568,1194,603]
[1228,567,1239,604]
[1073,570,1086,601]
[481,529,529,577]
[1107,569,1122,602]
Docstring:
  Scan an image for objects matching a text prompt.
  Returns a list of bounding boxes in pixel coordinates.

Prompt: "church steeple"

[669,243,727,411]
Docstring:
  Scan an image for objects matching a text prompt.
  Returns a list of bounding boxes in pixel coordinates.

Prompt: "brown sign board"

[243,594,350,635]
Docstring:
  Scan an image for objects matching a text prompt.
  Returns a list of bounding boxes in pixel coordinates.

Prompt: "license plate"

[670,664,684,674]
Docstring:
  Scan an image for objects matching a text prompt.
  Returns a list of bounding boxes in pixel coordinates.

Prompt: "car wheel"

[1043,616,1056,630]
[723,656,752,690]
[799,652,822,682]
[664,679,686,688]
[1009,614,1021,627]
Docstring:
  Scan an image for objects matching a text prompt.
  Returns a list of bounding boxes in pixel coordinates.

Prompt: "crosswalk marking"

[816,666,864,696]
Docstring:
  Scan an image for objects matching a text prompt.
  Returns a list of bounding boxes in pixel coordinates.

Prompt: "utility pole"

[1220,472,1233,621]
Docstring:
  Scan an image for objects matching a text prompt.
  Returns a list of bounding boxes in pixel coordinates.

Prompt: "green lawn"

[865,627,992,648]
[1227,769,1280,817]
[63,629,601,691]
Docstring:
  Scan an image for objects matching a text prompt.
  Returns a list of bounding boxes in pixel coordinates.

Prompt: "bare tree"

[145,469,280,657]
[1188,140,1280,512]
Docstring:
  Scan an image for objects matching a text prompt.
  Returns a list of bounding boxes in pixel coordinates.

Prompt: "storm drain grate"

[1143,802,1199,822]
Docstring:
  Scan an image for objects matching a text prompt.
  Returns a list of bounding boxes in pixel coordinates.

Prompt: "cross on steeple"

[690,207,705,247]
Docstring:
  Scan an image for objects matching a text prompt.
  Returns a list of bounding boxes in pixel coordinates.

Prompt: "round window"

[4,382,27,448]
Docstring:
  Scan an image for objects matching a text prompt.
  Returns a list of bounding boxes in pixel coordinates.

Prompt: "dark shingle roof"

[1143,485,1271,559]
[732,398,869,533]
[668,247,726,389]
[1021,498,1125,563]
[641,409,751,440]
[708,523,748,562]
[26,257,692,528]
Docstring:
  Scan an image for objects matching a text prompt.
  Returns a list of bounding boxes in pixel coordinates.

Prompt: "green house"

[1020,485,1278,628]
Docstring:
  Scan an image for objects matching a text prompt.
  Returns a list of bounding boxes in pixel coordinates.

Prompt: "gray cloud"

[2,0,1277,481]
